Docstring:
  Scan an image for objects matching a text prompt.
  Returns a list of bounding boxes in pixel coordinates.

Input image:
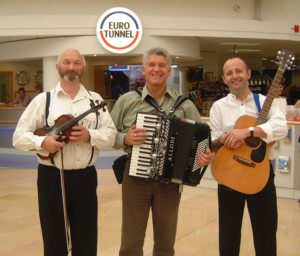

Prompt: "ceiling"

[1,35,300,69]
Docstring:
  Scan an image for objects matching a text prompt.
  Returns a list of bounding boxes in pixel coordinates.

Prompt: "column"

[43,56,59,92]
[179,67,189,97]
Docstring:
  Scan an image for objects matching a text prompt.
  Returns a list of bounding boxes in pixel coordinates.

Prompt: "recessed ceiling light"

[94,54,97,56]
[221,42,260,46]
[262,58,267,60]
[176,56,179,58]
[171,65,178,68]
[229,49,262,52]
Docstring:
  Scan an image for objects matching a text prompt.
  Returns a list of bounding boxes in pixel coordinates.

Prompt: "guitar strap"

[253,93,261,113]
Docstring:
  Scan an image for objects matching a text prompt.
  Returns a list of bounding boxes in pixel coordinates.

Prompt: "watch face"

[34,70,43,85]
[15,71,30,86]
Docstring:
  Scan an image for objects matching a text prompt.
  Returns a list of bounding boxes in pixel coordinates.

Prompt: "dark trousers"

[218,165,277,256]
[119,160,181,256]
[37,164,98,256]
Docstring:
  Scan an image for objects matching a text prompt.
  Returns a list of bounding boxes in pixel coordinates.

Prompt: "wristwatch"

[249,127,254,137]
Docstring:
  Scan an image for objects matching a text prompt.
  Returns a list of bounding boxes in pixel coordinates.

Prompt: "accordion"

[129,112,211,186]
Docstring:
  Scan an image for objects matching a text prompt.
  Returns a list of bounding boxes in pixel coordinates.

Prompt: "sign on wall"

[96,7,143,54]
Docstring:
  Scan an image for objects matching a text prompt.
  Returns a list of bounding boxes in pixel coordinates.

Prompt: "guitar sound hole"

[246,137,260,148]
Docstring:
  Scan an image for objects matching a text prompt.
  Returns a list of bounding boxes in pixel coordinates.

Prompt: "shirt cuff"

[113,132,127,149]
[33,136,47,150]
[257,123,273,143]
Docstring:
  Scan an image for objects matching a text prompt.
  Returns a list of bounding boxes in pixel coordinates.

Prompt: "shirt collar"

[141,85,176,102]
[56,82,93,101]
[228,92,254,102]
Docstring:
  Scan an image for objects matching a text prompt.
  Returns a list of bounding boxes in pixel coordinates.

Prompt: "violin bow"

[59,139,72,254]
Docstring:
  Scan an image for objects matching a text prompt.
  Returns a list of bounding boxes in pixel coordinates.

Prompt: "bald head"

[223,57,249,75]
[56,49,86,82]
[57,49,86,66]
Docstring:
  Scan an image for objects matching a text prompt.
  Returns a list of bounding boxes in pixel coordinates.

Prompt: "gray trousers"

[119,160,181,256]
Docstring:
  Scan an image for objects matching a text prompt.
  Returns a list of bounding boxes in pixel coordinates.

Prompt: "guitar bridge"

[233,155,256,168]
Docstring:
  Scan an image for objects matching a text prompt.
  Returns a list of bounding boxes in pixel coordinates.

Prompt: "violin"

[34,101,107,160]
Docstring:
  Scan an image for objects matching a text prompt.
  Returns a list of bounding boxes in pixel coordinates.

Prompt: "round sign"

[96,7,143,54]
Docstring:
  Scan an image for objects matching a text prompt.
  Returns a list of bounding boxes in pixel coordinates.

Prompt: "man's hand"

[221,129,247,149]
[197,148,214,167]
[69,124,90,143]
[41,135,65,153]
[124,124,148,146]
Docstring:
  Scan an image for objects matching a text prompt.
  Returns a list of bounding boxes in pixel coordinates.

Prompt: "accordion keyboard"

[129,113,159,178]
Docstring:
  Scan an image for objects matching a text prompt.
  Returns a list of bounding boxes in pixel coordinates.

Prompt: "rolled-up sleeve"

[258,104,288,143]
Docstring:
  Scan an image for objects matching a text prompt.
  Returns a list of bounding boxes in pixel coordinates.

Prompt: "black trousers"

[37,164,98,256]
[218,165,277,256]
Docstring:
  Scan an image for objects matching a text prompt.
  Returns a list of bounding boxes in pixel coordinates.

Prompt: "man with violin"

[13,49,117,256]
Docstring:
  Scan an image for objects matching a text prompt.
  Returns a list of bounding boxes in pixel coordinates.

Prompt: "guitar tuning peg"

[95,100,100,105]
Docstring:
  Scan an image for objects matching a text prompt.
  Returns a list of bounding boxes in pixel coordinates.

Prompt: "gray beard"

[63,74,79,82]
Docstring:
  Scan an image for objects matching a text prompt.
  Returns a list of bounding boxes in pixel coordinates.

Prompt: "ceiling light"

[221,42,260,46]
[176,56,179,58]
[262,58,267,60]
[229,49,262,52]
[94,54,97,56]
[171,65,178,68]
[270,60,275,62]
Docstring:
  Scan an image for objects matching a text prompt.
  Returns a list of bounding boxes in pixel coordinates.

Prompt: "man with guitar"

[210,57,287,256]
[13,49,117,256]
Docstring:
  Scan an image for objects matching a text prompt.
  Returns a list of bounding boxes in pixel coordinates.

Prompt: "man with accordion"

[110,47,212,256]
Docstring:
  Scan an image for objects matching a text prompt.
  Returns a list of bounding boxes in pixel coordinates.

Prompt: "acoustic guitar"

[212,49,294,194]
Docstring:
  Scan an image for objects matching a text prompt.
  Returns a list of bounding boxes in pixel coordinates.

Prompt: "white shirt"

[210,93,288,160]
[13,83,117,169]
[273,97,287,116]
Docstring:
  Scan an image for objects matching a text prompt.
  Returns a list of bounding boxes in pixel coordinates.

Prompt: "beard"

[58,66,83,82]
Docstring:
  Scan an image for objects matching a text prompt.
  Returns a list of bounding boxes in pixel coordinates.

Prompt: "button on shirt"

[110,85,202,154]
[209,93,288,159]
[13,83,117,169]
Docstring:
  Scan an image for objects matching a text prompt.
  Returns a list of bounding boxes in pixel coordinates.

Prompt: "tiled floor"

[0,168,299,256]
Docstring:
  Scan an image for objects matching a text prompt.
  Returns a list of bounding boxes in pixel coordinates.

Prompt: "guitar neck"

[255,69,284,126]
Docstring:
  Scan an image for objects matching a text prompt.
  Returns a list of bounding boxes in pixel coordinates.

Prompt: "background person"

[13,49,117,256]
[110,47,212,256]
[8,87,31,107]
[210,57,287,256]
[35,84,43,95]
[111,79,124,100]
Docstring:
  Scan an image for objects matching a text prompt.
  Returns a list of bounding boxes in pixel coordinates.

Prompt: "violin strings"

[50,106,101,135]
